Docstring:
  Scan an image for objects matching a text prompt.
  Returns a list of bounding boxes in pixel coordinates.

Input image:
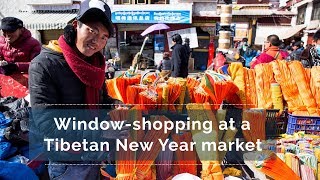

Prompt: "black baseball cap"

[76,0,113,36]
[0,17,23,31]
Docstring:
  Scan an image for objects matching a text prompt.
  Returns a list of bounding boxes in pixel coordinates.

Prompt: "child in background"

[157,52,172,80]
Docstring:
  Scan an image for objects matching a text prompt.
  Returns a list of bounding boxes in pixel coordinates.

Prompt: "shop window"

[312,1,320,20]
[121,0,131,4]
[297,6,306,25]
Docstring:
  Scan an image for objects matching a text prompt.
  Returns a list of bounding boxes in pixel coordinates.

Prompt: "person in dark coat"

[300,29,320,67]
[28,0,129,179]
[170,34,189,78]
[287,41,304,61]
[0,17,41,74]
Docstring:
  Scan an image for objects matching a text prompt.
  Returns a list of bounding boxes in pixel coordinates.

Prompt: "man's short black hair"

[294,41,302,48]
[242,37,248,42]
[267,34,281,46]
[313,29,320,42]
[171,34,183,44]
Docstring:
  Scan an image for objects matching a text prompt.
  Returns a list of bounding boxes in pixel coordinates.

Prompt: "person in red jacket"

[250,34,288,69]
[0,17,41,74]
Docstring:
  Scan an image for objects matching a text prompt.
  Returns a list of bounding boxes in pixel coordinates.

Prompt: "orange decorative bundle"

[105,75,141,103]
[288,61,318,115]
[135,116,172,180]
[242,109,266,142]
[201,71,239,109]
[254,63,274,109]
[271,60,306,112]
[171,131,198,177]
[310,66,320,112]
[244,68,257,108]
[187,77,201,103]
[126,85,147,105]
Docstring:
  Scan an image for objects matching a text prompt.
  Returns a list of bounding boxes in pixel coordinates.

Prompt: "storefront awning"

[306,20,320,30]
[255,24,306,45]
[2,12,77,30]
[276,24,306,39]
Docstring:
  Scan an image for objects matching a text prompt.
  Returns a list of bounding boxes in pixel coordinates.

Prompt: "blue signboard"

[111,10,191,24]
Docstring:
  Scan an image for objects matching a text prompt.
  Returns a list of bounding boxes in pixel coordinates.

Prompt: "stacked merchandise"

[0,97,41,179]
[250,132,320,179]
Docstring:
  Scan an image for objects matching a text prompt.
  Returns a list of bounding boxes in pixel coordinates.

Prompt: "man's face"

[264,40,271,50]
[2,28,22,44]
[74,20,109,57]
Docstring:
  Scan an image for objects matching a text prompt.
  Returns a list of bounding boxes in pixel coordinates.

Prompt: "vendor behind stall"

[0,17,41,75]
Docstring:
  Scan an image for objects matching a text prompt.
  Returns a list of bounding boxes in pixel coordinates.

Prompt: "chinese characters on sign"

[112,11,191,24]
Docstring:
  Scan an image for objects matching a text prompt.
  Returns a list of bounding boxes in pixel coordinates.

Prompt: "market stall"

[102,60,320,179]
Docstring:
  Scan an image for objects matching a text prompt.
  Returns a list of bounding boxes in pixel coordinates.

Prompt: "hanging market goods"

[200,70,239,109]
[254,63,274,109]
[193,86,210,104]
[105,75,141,103]
[261,132,320,180]
[218,127,238,162]
[163,80,183,111]
[135,115,172,180]
[255,151,300,180]
[297,153,318,176]
[271,83,284,112]
[243,152,268,180]
[301,165,316,180]
[228,62,246,108]
[186,103,224,180]
[288,61,318,116]
[138,87,159,110]
[310,66,320,111]
[167,78,187,113]
[127,85,147,105]
[109,108,135,180]
[171,131,198,177]
[216,109,227,141]
[271,60,306,112]
[244,68,257,108]
[155,139,174,180]
[242,109,266,142]
[284,153,301,178]
[186,77,201,103]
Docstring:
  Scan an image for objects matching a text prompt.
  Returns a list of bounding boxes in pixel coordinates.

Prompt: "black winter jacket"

[171,44,189,78]
[28,47,115,160]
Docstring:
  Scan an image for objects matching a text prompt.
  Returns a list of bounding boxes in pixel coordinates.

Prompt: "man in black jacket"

[28,0,129,179]
[170,34,189,78]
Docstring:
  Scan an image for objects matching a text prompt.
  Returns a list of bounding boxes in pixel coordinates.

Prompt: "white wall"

[0,0,30,15]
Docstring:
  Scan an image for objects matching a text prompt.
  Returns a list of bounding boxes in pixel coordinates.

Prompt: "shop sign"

[112,10,191,24]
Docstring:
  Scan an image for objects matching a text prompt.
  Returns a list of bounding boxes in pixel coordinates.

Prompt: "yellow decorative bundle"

[254,63,274,109]
[271,83,284,112]
[228,62,246,108]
